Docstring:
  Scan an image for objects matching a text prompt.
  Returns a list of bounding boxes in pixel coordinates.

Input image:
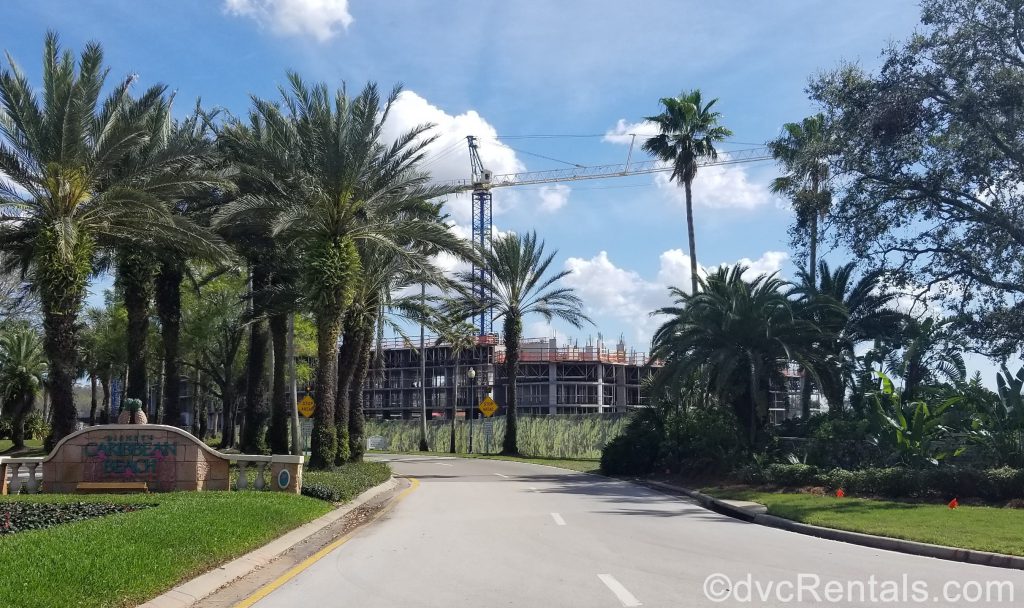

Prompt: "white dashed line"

[598,574,642,607]
[434,462,453,467]
[493,473,509,478]
[550,512,566,526]
[528,486,539,492]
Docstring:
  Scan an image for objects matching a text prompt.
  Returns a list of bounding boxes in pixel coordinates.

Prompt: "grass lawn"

[373,450,601,474]
[0,457,393,608]
[703,487,1024,557]
[0,438,45,457]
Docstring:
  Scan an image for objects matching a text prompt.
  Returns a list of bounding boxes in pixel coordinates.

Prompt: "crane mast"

[467,136,493,335]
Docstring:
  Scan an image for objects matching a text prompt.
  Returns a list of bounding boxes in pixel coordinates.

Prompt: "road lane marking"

[493,473,509,478]
[598,574,642,607]
[550,512,566,526]
[234,478,421,608]
[529,486,538,492]
[434,462,453,467]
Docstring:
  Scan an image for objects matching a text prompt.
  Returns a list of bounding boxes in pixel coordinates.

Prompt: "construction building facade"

[364,335,656,419]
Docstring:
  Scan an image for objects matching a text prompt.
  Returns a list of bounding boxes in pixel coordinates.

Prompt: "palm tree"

[642,90,732,294]
[0,327,46,450]
[652,265,830,445]
[0,34,225,447]
[433,316,479,454]
[888,316,966,402]
[457,232,590,455]
[768,114,832,286]
[216,75,469,469]
[791,261,905,413]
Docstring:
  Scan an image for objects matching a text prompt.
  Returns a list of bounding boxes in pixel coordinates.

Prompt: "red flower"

[948,498,959,509]
[835,488,845,498]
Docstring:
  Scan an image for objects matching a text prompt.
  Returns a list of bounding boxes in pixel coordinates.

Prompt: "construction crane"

[462,135,772,335]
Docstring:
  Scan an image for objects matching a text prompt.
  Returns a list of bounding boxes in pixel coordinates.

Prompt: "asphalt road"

[250,456,1024,607]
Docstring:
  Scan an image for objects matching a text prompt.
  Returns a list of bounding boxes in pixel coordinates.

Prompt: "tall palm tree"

[0,327,46,450]
[457,231,590,455]
[434,318,479,454]
[652,265,829,445]
[768,114,832,285]
[216,75,469,469]
[642,90,732,294]
[791,261,905,413]
[0,34,225,447]
[889,316,966,402]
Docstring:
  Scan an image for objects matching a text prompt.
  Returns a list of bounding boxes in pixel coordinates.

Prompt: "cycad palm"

[652,266,828,444]
[0,327,46,450]
[768,114,831,285]
[216,75,468,468]
[791,261,904,411]
[457,232,590,455]
[642,90,732,293]
[0,34,222,447]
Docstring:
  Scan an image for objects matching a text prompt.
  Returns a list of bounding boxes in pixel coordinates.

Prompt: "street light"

[467,367,477,453]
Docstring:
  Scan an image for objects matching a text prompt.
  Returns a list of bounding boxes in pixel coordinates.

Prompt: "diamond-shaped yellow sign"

[478,395,498,417]
[298,395,315,418]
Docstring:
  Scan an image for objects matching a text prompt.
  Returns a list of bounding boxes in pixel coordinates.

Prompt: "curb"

[642,479,1024,571]
[138,476,400,608]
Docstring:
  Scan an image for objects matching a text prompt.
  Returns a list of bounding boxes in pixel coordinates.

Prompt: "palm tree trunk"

[502,314,522,455]
[268,313,290,454]
[309,313,343,469]
[684,179,699,294]
[334,319,360,465]
[118,250,155,402]
[348,329,372,462]
[450,356,459,454]
[418,282,428,451]
[100,376,111,424]
[40,266,87,449]
[89,374,98,426]
[241,264,271,453]
[219,379,237,449]
[11,394,33,450]
[749,355,758,446]
[155,261,183,426]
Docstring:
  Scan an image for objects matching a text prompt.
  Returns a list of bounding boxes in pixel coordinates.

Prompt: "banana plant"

[871,372,962,466]
[968,365,1024,466]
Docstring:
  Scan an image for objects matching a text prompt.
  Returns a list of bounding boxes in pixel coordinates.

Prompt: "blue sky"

[1,1,933,356]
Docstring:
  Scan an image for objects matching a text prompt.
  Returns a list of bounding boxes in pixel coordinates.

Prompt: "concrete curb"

[642,479,1024,571]
[138,476,400,608]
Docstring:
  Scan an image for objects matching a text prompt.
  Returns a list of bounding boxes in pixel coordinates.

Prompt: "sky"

[0,0,939,361]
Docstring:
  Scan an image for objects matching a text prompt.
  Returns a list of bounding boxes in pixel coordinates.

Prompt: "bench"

[75,482,149,494]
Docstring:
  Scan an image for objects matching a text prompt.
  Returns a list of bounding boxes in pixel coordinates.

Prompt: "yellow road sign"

[478,395,498,417]
[298,395,315,418]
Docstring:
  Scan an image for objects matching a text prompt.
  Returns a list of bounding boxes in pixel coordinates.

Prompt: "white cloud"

[537,184,570,213]
[605,119,774,210]
[654,158,771,210]
[224,0,353,42]
[381,91,526,224]
[602,118,660,144]
[563,249,789,346]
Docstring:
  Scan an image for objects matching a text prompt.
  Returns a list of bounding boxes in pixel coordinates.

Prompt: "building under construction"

[363,335,656,419]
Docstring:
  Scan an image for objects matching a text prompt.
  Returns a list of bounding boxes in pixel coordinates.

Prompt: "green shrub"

[24,413,47,440]
[301,461,391,502]
[0,502,152,535]
[600,412,662,476]
[761,464,1024,501]
[764,463,820,487]
[659,407,743,474]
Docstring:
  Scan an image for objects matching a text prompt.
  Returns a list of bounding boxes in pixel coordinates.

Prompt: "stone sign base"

[28,425,302,494]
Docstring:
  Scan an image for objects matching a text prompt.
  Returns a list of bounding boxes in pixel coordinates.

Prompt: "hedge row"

[301,461,391,503]
[741,464,1024,501]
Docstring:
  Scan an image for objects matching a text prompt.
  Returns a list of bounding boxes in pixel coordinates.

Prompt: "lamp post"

[467,367,477,453]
